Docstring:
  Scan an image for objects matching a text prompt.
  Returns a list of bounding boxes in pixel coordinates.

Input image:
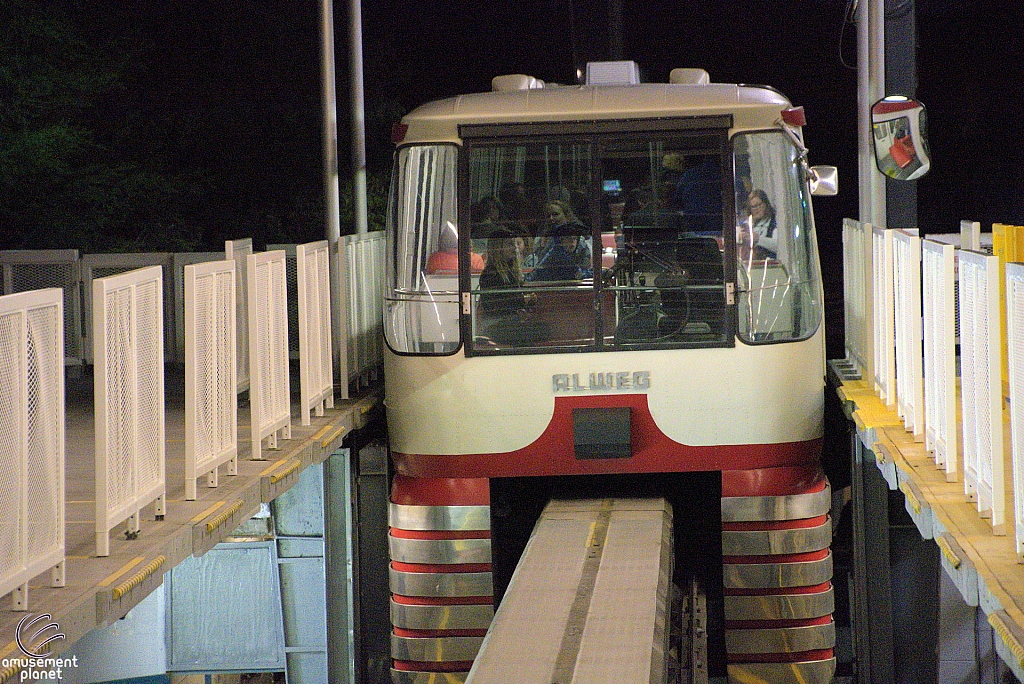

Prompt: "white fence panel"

[893,230,924,438]
[173,252,224,365]
[958,250,1005,533]
[343,232,385,389]
[0,250,83,365]
[297,241,334,426]
[226,239,254,395]
[921,239,958,481]
[184,261,238,500]
[93,266,167,556]
[1008,263,1024,559]
[0,289,65,610]
[872,226,896,405]
[248,251,291,460]
[843,219,874,378]
[268,244,301,362]
[82,253,175,364]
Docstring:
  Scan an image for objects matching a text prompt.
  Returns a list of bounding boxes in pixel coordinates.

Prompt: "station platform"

[829,360,1024,682]
[0,372,380,683]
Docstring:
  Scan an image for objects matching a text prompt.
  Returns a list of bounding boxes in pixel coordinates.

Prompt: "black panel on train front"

[572,407,631,459]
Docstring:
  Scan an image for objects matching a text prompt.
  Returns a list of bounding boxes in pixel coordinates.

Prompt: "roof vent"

[585,61,641,86]
[492,74,545,92]
[669,68,710,85]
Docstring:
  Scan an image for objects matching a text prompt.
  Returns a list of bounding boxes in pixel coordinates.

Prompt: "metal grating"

[184,260,238,500]
[248,251,291,460]
[1,250,83,365]
[93,266,167,557]
[1007,263,1024,559]
[344,232,385,389]
[268,245,301,361]
[173,252,224,365]
[958,250,1004,530]
[226,239,254,394]
[0,289,65,609]
[297,241,335,426]
[81,253,175,364]
[893,231,924,437]
[872,227,896,405]
[921,240,958,480]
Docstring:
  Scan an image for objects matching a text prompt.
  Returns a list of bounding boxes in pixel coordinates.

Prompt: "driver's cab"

[384,67,833,357]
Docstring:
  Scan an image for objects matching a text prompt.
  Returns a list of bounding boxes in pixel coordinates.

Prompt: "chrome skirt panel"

[725,622,836,654]
[721,519,832,556]
[391,634,484,662]
[722,552,833,589]
[390,599,494,631]
[389,503,491,532]
[721,483,831,523]
[390,669,467,684]
[389,567,494,597]
[727,657,836,684]
[724,586,834,621]
[389,535,492,565]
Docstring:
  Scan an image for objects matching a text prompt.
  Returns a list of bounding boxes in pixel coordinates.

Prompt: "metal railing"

[1006,262,1024,561]
[248,251,292,461]
[93,266,167,557]
[184,260,238,501]
[842,219,873,379]
[297,241,335,426]
[892,230,923,438]
[871,226,896,406]
[921,239,958,481]
[0,289,66,610]
[958,250,1004,530]
[226,239,254,394]
[342,232,384,389]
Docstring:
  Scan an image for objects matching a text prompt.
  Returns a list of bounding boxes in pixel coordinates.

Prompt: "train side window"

[732,131,822,343]
[384,144,461,355]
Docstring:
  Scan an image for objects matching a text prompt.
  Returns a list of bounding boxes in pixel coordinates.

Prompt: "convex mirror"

[871,96,930,180]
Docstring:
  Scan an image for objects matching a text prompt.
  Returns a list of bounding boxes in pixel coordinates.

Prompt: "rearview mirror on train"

[871,96,930,181]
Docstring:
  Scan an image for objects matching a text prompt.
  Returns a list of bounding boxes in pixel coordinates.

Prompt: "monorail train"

[383,61,837,684]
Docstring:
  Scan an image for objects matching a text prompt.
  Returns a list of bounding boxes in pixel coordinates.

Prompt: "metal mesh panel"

[344,232,385,386]
[1007,264,1024,559]
[0,289,65,601]
[248,251,291,459]
[922,240,958,479]
[871,228,895,404]
[893,231,923,436]
[134,278,164,495]
[268,245,300,361]
[297,241,334,425]
[184,261,237,499]
[0,310,24,581]
[173,252,223,365]
[226,240,253,394]
[94,266,166,555]
[1,250,82,363]
[25,304,63,558]
[958,250,1004,527]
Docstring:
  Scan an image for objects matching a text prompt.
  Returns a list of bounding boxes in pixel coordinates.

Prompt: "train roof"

[399,79,795,144]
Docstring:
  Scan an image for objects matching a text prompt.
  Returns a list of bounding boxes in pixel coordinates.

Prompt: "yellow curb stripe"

[989,612,1024,670]
[270,460,301,484]
[206,500,244,534]
[898,481,922,515]
[98,556,145,588]
[190,501,226,524]
[311,424,334,442]
[111,556,166,600]
[321,425,346,448]
[935,535,961,570]
[258,459,290,478]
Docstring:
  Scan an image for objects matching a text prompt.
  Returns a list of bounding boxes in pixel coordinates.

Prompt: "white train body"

[382,63,837,684]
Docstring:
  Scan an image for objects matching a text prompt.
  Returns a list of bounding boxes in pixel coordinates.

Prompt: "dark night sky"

[19,0,1024,354]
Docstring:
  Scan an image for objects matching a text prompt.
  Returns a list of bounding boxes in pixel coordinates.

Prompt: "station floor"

[0,369,379,682]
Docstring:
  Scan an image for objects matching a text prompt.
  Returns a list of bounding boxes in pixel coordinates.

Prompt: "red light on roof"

[781,107,806,126]
[391,123,408,144]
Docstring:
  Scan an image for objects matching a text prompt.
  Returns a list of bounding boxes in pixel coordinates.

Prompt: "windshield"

[464,125,732,354]
[384,124,822,356]
[732,130,822,343]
